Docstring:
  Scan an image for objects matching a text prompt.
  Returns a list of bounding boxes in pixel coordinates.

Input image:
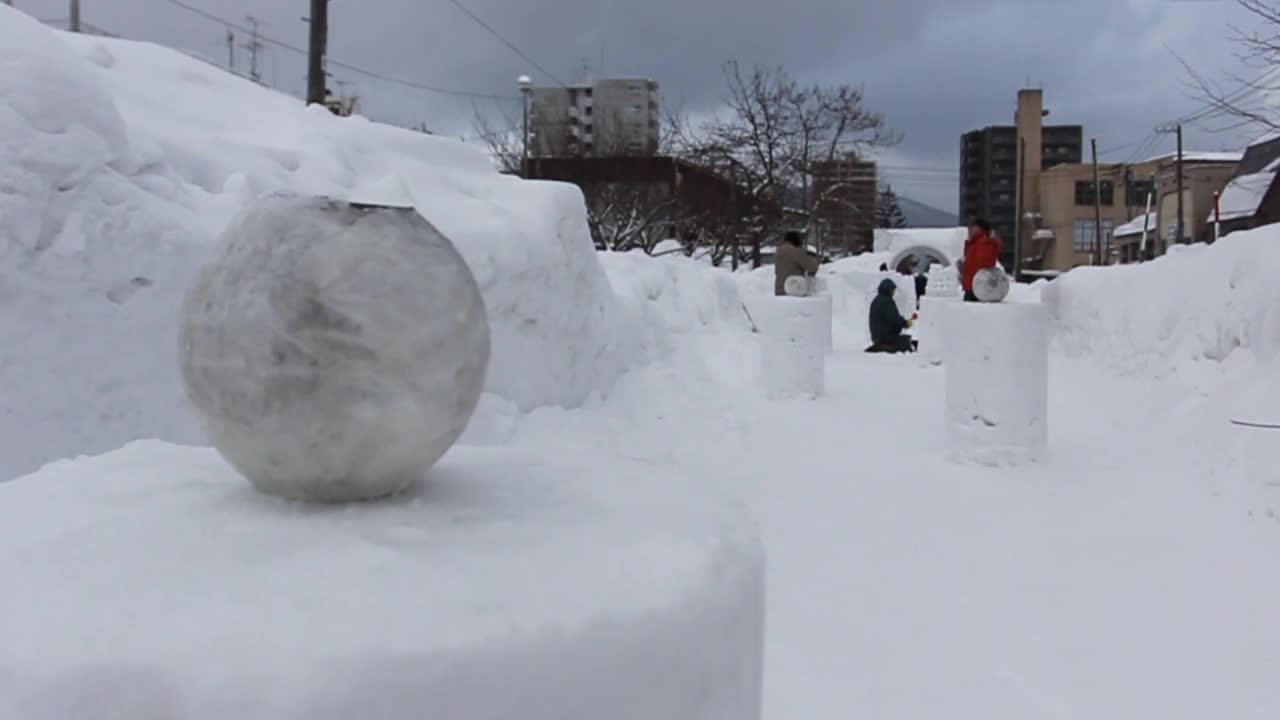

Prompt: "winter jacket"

[774,242,820,296]
[868,278,909,344]
[960,231,1002,291]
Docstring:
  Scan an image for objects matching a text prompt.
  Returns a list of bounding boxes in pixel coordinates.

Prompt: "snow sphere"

[178,195,490,502]
[783,274,811,296]
[973,267,1011,303]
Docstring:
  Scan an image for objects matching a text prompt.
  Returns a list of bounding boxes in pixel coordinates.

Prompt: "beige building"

[964,87,1241,273]
[1156,156,1238,246]
[1025,152,1238,271]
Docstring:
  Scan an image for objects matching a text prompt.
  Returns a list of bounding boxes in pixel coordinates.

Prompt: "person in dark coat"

[867,278,916,353]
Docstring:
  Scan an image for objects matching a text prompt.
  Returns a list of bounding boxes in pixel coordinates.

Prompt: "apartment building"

[958,89,1083,271]
[811,157,878,255]
[528,78,660,158]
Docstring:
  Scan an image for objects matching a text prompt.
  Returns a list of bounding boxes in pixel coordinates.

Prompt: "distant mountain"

[898,196,957,227]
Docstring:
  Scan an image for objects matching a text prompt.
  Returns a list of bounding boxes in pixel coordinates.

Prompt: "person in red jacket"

[959,218,1002,302]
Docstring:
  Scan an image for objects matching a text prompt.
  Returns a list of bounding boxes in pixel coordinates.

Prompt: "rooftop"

[1139,151,1243,165]
[1210,156,1280,222]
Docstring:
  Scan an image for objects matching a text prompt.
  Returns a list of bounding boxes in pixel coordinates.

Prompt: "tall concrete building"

[811,157,878,255]
[529,78,660,158]
[958,89,1082,270]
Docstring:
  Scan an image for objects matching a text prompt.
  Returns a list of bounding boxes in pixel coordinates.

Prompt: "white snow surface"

[1141,150,1244,164]
[1114,211,1157,237]
[0,7,640,480]
[0,441,765,719]
[6,7,1280,718]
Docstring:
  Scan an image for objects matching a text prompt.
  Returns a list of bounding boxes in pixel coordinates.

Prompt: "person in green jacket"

[867,278,917,353]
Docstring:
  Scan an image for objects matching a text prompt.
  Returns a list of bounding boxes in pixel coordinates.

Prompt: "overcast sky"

[17,0,1271,211]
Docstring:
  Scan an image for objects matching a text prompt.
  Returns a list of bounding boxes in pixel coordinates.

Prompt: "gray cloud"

[14,0,1266,210]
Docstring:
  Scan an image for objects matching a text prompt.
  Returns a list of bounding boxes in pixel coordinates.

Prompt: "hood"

[877,278,897,296]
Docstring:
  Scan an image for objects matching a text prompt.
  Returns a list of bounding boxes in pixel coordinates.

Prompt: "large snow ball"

[178,195,490,502]
[0,441,766,719]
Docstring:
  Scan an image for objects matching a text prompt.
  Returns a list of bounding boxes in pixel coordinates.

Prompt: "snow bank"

[0,441,765,719]
[943,302,1049,465]
[0,7,639,479]
[1043,224,1280,375]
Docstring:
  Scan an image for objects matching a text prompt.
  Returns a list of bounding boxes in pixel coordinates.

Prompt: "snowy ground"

[4,5,1279,717]
[508,302,1280,719]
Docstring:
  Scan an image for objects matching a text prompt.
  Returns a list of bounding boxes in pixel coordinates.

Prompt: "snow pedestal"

[941,302,1049,465]
[744,291,833,355]
[915,295,958,366]
[745,295,828,398]
[0,441,765,720]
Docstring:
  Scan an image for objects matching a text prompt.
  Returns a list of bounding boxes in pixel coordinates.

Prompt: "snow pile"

[1214,157,1280,222]
[598,250,752,337]
[1043,224,1280,374]
[0,7,641,479]
[0,441,765,719]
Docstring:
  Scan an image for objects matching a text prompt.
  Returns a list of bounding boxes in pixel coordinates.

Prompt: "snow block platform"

[746,295,828,398]
[0,441,765,720]
[744,292,832,354]
[914,295,958,366]
[941,302,1049,465]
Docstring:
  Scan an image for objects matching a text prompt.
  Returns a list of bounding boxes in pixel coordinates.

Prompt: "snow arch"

[890,245,952,271]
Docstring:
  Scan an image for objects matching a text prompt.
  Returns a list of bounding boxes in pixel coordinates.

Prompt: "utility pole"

[243,16,263,83]
[1014,136,1025,280]
[226,29,235,71]
[306,0,329,105]
[1091,138,1104,265]
[1154,122,1184,248]
[1175,124,1185,245]
[69,0,80,32]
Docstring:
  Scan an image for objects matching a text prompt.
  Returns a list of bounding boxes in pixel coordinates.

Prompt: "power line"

[159,0,517,100]
[444,0,567,87]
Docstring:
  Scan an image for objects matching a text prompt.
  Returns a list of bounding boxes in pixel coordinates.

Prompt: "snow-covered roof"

[1114,212,1158,238]
[1140,151,1243,165]
[1209,157,1280,222]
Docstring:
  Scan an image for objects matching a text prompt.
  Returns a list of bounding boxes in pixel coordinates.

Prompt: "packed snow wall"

[1042,228,1280,375]
[0,6,642,480]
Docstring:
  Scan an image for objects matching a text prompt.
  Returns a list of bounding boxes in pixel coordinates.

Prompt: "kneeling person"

[867,278,917,353]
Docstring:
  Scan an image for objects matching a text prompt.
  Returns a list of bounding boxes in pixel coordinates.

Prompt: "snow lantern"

[178,194,490,502]
[972,267,1011,302]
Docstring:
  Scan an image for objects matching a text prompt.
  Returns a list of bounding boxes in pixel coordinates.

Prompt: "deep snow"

[3,6,1280,719]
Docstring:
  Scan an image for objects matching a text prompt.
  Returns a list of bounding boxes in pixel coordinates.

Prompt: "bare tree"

[1183,0,1280,134]
[470,106,524,174]
[877,184,908,228]
[669,61,899,265]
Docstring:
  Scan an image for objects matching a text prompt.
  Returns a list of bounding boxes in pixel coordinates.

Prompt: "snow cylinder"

[178,194,491,502]
[941,301,1049,464]
[0,441,766,719]
[745,291,833,355]
[750,295,827,399]
[915,295,958,366]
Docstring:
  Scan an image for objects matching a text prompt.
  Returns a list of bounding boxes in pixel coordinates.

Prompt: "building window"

[1072,218,1114,253]
[1075,180,1114,206]
[1126,179,1155,206]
